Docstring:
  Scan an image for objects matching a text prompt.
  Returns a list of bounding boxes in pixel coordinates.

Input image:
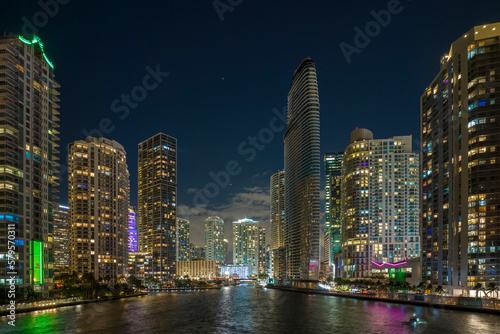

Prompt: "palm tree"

[416,282,425,293]
[426,284,433,294]
[473,283,483,298]
[486,282,499,299]
[435,285,445,295]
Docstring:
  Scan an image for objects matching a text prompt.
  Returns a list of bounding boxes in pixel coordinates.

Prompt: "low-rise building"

[176,260,220,279]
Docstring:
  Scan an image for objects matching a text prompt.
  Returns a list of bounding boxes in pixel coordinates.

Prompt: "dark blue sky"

[3,0,500,246]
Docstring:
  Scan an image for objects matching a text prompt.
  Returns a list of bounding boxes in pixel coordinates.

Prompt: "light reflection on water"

[0,288,499,334]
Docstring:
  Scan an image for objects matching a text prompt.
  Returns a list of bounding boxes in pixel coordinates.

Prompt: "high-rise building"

[176,218,190,261]
[270,169,285,250]
[421,23,500,289]
[284,58,321,281]
[68,137,130,283]
[128,207,138,253]
[233,218,260,275]
[190,244,205,260]
[53,204,69,273]
[138,133,177,282]
[258,226,266,274]
[324,153,343,269]
[341,129,420,278]
[204,215,225,262]
[0,35,60,297]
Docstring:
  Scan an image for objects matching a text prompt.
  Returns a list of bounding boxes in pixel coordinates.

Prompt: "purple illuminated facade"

[128,207,138,252]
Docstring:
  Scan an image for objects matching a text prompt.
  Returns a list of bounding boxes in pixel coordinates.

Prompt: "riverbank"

[0,292,148,317]
[268,285,500,315]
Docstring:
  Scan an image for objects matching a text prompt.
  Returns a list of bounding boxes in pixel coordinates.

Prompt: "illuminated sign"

[370,260,407,268]
[30,241,44,285]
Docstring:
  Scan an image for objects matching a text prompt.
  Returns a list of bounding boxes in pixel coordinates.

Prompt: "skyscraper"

[270,169,285,250]
[341,129,419,278]
[138,133,177,282]
[128,207,138,253]
[0,35,59,297]
[421,23,500,289]
[324,153,343,269]
[204,215,225,262]
[233,218,259,275]
[53,204,70,273]
[176,218,190,261]
[68,137,130,282]
[284,58,321,281]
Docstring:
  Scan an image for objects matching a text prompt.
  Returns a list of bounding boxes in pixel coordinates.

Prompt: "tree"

[258,274,268,280]
[426,284,433,294]
[473,283,483,298]
[81,272,98,299]
[487,282,499,299]
[435,285,445,295]
[25,286,39,301]
[326,276,333,284]
[127,275,144,289]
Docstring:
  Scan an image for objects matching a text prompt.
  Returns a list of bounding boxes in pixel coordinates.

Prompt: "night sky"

[2,0,500,249]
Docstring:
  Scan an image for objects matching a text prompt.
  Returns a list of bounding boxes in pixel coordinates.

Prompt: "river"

[1,287,499,333]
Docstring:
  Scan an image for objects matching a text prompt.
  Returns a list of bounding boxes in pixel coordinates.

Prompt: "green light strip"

[18,35,54,69]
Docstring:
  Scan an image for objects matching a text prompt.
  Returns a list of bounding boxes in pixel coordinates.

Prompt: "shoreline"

[268,286,500,315]
[0,292,148,317]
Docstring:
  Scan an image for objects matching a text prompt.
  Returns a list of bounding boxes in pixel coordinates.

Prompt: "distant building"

[204,215,225,262]
[341,129,419,279]
[176,218,190,261]
[68,137,130,283]
[421,22,500,289]
[284,58,321,281]
[324,153,343,269]
[258,226,266,274]
[177,260,220,280]
[220,265,251,279]
[190,244,205,260]
[128,207,138,253]
[233,218,260,275]
[53,204,70,272]
[128,252,153,281]
[138,133,177,282]
[270,169,285,250]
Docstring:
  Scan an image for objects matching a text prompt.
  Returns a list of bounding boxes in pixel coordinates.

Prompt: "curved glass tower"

[284,58,320,281]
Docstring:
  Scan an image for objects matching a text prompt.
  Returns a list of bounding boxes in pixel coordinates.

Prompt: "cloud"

[178,186,271,252]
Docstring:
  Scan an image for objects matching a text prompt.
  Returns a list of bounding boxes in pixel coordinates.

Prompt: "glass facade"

[138,133,177,282]
[128,207,138,253]
[284,58,321,281]
[53,204,69,271]
[176,218,190,261]
[204,215,225,262]
[324,153,343,268]
[421,23,500,288]
[270,169,285,251]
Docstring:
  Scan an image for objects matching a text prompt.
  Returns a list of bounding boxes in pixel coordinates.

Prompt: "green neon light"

[18,35,54,69]
[18,36,32,44]
[30,240,44,285]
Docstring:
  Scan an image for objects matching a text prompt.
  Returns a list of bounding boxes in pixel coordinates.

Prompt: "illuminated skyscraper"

[0,35,59,297]
[270,169,285,250]
[233,218,259,275]
[324,153,343,269]
[421,23,500,289]
[341,129,419,278]
[284,58,321,281]
[128,207,137,253]
[68,137,130,283]
[176,218,190,261]
[138,133,177,282]
[53,204,70,272]
[204,215,225,262]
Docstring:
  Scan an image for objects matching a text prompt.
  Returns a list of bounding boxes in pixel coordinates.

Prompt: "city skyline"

[4,1,500,251]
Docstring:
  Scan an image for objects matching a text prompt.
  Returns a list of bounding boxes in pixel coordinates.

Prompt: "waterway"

[1,287,499,333]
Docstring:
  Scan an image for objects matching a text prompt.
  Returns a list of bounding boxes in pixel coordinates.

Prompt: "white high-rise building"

[204,215,225,262]
[233,218,260,274]
[341,129,420,278]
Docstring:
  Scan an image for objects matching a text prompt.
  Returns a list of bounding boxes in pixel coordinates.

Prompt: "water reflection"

[1,287,499,334]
